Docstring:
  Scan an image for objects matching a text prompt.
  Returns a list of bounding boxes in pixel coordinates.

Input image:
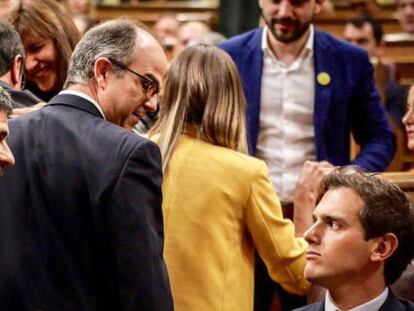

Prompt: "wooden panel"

[93,1,219,28]
[314,11,402,37]
[383,172,414,201]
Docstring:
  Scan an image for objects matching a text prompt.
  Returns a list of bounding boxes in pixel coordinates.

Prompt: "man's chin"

[269,24,311,44]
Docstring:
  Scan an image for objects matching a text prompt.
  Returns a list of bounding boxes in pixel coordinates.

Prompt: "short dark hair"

[320,166,414,285]
[347,16,384,44]
[0,87,13,116]
[0,18,24,77]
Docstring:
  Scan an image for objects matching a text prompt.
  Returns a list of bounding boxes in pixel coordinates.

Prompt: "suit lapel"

[48,94,104,119]
[242,29,264,155]
[379,290,407,311]
[313,30,334,160]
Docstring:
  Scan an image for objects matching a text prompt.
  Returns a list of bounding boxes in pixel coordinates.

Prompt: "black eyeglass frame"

[108,58,159,98]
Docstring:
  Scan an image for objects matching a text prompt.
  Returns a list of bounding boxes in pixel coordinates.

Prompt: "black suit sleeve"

[107,139,173,311]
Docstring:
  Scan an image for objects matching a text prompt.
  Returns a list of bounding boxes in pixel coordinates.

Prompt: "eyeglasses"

[109,58,160,98]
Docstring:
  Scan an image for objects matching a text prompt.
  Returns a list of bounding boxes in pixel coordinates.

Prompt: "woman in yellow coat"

[150,45,309,310]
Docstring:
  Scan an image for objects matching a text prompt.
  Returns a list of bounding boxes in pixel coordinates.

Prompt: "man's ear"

[10,55,23,90]
[94,58,112,89]
[370,233,399,263]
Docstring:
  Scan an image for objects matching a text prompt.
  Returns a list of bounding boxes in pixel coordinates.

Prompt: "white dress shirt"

[256,26,316,202]
[59,90,106,120]
[325,287,389,311]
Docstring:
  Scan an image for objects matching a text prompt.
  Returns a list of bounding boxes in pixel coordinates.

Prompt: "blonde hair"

[150,44,248,172]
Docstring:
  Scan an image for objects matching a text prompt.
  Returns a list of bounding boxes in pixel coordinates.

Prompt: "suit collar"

[48,93,104,119]
[316,289,408,311]
[379,289,410,311]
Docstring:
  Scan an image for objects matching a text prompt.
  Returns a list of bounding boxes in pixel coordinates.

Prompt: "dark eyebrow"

[320,214,347,226]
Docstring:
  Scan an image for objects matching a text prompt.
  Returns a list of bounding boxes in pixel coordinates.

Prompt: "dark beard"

[268,17,312,44]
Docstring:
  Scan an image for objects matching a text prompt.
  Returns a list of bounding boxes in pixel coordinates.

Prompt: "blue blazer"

[219,28,395,171]
[293,290,414,311]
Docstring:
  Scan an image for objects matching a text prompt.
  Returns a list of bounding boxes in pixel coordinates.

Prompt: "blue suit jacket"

[293,290,414,311]
[219,28,395,171]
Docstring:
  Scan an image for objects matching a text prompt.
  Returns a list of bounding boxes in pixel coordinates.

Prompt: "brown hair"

[320,166,414,285]
[149,44,248,172]
[8,0,80,91]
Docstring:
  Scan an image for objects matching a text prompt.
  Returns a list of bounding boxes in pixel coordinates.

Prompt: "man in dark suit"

[0,18,173,311]
[294,167,414,311]
[0,86,15,175]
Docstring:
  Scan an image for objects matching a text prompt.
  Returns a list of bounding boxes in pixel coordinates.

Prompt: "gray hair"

[64,18,149,88]
[0,87,13,116]
[0,18,24,77]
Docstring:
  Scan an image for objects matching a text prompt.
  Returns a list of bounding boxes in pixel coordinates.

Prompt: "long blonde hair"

[150,44,248,172]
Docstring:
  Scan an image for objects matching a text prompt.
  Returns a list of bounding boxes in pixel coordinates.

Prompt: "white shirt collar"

[325,287,389,311]
[59,90,106,120]
[261,25,314,60]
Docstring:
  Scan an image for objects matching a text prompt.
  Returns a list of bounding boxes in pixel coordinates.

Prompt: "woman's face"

[403,86,414,150]
[22,33,58,92]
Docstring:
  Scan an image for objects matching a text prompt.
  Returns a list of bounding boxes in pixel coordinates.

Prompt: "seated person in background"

[149,44,310,310]
[403,85,414,152]
[294,167,414,311]
[173,21,211,57]
[0,18,44,115]
[344,16,407,129]
[7,0,80,102]
[384,0,414,41]
[152,13,180,54]
[65,0,92,35]
[0,86,15,175]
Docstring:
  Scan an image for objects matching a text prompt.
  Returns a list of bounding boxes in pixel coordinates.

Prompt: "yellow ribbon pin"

[317,72,331,86]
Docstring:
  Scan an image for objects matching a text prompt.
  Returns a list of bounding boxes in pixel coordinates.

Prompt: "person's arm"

[11,102,45,117]
[350,53,396,171]
[293,161,334,237]
[245,160,310,296]
[107,139,173,311]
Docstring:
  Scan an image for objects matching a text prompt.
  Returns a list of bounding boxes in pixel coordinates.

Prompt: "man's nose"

[303,221,320,243]
[143,96,158,113]
[278,0,294,17]
[0,142,15,169]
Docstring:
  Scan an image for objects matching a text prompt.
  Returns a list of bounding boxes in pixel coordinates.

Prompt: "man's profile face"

[102,34,167,130]
[303,187,376,288]
[398,0,414,34]
[260,0,323,43]
[343,23,380,59]
[0,110,15,176]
